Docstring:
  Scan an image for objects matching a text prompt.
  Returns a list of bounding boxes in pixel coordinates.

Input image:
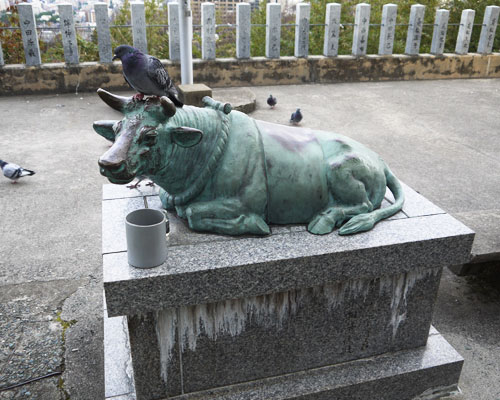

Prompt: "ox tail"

[338,166,405,235]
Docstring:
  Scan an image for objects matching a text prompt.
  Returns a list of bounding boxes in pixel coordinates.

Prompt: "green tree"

[0,6,24,64]
[445,0,500,52]
[2,0,500,65]
[110,0,170,59]
[250,0,267,56]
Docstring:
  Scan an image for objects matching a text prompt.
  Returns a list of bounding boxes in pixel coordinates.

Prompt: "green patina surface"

[94,89,404,236]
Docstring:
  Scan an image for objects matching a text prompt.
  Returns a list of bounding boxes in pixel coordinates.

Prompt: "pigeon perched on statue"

[0,159,35,183]
[290,108,303,125]
[112,45,183,107]
[267,94,277,108]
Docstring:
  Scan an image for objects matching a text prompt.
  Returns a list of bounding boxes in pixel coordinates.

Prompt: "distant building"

[189,0,259,23]
[0,0,10,12]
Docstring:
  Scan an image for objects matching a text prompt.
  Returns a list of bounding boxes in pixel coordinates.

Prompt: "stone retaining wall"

[1,53,499,95]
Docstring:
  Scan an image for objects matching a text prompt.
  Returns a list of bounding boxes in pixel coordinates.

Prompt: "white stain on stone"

[379,267,440,339]
[155,291,300,382]
[155,267,440,383]
[413,384,461,399]
[177,291,299,353]
[323,278,372,310]
[155,308,177,383]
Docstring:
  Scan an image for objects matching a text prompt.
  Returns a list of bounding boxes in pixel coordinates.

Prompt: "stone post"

[17,3,41,66]
[58,4,79,64]
[405,4,425,55]
[478,5,500,54]
[131,1,147,54]
[266,3,281,59]
[378,4,397,55]
[201,3,216,60]
[352,3,370,56]
[294,3,310,58]
[236,3,251,59]
[95,3,113,63]
[455,9,475,55]
[323,3,341,57]
[168,2,181,61]
[430,9,449,55]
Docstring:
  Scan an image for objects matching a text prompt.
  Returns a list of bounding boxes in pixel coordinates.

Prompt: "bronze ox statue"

[94,89,404,236]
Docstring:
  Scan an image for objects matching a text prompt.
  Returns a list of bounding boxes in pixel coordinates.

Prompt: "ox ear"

[93,120,117,142]
[171,127,203,148]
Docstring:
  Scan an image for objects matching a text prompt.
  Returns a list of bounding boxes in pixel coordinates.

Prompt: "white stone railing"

[0,2,499,67]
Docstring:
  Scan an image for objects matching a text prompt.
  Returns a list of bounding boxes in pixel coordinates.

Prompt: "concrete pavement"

[0,79,499,399]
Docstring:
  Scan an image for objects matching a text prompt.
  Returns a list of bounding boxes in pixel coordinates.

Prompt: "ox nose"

[98,158,125,170]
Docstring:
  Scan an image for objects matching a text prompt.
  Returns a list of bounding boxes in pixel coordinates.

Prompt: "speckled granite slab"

[104,322,463,400]
[102,183,473,399]
[103,182,473,317]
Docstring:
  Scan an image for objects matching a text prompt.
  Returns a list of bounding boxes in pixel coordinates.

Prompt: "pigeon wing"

[19,168,35,177]
[146,55,184,106]
[3,163,22,179]
[122,72,135,91]
[146,56,173,93]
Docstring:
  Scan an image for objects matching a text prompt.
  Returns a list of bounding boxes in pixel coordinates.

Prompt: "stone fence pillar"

[131,2,147,54]
[405,4,425,55]
[478,5,499,54]
[168,3,180,61]
[352,3,370,56]
[95,3,113,63]
[202,2,216,60]
[379,4,397,55]
[323,3,341,57]
[236,3,251,59]
[266,3,281,59]
[294,3,310,58]
[58,4,79,64]
[17,3,41,66]
[430,9,449,55]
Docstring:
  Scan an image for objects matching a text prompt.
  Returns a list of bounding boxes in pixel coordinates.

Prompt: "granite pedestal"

[103,182,474,400]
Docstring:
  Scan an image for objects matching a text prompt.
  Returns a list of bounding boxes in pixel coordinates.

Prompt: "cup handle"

[161,209,170,233]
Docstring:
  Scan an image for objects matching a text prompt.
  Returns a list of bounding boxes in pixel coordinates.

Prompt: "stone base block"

[104,318,463,400]
[178,83,212,107]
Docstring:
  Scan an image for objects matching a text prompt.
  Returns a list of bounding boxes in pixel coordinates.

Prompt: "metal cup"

[125,208,169,268]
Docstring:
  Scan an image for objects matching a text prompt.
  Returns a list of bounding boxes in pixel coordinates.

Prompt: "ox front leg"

[185,199,270,236]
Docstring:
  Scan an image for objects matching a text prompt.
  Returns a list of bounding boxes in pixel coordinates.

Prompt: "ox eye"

[138,126,158,144]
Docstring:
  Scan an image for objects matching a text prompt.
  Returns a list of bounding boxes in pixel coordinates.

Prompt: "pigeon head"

[113,45,140,61]
[0,160,6,168]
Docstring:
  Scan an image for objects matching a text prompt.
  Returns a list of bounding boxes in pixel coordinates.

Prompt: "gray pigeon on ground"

[290,108,303,125]
[267,94,277,108]
[113,45,183,107]
[0,159,35,183]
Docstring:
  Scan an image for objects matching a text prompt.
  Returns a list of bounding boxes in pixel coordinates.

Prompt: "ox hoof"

[249,215,271,235]
[307,209,345,235]
[158,188,176,211]
[339,214,376,235]
[307,219,334,235]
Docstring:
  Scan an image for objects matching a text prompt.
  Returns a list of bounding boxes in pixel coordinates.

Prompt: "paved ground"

[0,79,499,399]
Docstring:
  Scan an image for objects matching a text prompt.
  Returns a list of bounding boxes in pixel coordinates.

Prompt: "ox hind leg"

[308,157,384,235]
[184,199,270,236]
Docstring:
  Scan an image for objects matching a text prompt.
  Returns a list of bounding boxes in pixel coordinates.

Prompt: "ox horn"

[160,96,177,118]
[97,88,133,113]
